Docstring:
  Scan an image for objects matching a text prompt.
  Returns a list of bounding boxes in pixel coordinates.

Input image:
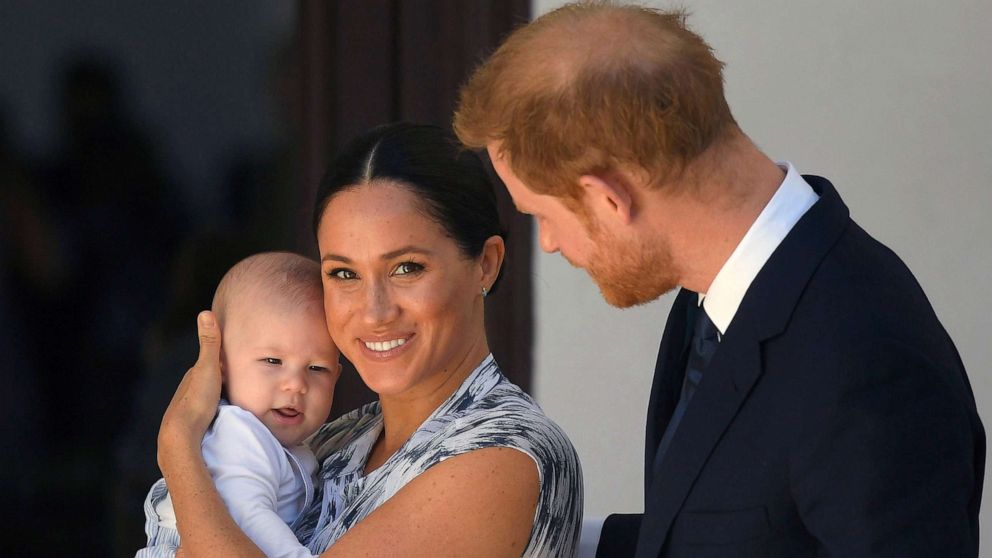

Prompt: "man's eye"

[328,268,356,280]
[263,357,282,365]
[393,262,424,276]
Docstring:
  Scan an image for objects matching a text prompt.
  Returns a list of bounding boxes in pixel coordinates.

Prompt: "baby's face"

[222,300,340,446]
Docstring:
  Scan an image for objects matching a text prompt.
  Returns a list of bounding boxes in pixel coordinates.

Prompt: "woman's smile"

[317,181,493,398]
[358,333,415,360]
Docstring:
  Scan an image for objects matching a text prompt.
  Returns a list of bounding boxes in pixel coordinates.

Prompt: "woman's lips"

[358,334,414,360]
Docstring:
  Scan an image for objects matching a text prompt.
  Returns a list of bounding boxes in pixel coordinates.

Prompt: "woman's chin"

[355,372,412,398]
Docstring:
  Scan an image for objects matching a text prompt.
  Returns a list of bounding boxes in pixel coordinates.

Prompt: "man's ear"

[579,172,634,225]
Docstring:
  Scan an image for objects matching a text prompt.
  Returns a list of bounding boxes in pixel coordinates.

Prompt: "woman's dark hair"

[313,122,506,291]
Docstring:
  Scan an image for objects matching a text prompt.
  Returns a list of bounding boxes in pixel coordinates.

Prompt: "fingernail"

[198,311,214,328]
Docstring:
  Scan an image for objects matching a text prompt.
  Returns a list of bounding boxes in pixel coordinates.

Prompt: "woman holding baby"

[156,123,583,557]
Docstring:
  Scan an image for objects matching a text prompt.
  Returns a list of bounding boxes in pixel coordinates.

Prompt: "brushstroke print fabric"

[294,354,583,557]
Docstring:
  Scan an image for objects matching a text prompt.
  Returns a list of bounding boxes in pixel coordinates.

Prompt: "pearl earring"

[481,286,489,298]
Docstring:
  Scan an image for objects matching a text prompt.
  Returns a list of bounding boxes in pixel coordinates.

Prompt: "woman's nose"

[362,279,399,325]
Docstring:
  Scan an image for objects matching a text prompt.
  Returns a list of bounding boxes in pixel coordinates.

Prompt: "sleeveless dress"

[293,355,583,557]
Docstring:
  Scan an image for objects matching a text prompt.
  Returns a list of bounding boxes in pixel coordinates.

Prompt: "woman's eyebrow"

[380,246,433,260]
[321,246,433,264]
[321,253,351,263]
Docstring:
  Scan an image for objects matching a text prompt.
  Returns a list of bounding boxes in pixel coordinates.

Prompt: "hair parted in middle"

[312,122,507,293]
[454,1,737,202]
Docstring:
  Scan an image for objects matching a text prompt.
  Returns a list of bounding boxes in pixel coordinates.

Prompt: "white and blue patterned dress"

[294,354,583,557]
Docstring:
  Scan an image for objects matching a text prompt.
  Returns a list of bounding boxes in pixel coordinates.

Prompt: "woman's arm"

[157,311,266,558]
[161,312,540,557]
[319,446,540,558]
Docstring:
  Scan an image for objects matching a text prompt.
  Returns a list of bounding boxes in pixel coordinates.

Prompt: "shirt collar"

[699,162,819,335]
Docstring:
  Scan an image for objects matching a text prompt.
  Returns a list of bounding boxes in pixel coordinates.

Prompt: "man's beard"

[583,227,678,309]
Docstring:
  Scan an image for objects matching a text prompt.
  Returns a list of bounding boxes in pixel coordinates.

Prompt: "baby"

[138,252,340,558]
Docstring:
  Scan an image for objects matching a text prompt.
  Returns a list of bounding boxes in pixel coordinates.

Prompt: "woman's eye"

[393,262,424,276]
[328,268,357,280]
[263,357,282,365]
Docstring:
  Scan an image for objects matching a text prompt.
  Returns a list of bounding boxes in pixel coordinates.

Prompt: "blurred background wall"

[529,0,992,554]
[1,2,298,554]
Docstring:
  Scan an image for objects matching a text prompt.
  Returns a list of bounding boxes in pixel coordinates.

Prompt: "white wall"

[530,0,992,549]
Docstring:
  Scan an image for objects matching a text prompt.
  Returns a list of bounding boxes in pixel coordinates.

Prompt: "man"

[454,2,984,557]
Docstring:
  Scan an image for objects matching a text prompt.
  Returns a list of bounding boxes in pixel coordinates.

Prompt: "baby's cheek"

[224,377,261,414]
[315,378,337,412]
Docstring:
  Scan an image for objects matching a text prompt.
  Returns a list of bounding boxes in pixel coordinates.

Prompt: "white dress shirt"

[700,162,819,333]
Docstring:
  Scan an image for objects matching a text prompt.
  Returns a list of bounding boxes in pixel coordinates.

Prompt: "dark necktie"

[652,305,720,475]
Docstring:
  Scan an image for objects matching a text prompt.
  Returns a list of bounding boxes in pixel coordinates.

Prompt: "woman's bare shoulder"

[322,446,539,558]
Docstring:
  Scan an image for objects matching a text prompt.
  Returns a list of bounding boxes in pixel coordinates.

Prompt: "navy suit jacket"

[597,176,984,557]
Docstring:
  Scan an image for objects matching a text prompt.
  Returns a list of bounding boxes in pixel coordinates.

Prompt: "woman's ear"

[479,235,506,293]
[578,171,634,225]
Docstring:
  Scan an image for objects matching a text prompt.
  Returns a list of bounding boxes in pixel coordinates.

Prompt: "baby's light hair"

[211,251,324,326]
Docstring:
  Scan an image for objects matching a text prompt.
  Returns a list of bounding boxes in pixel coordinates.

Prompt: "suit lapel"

[636,330,763,556]
[643,290,696,493]
[635,176,852,557]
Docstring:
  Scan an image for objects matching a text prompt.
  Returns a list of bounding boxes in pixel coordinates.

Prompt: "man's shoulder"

[752,218,967,397]
[798,220,936,329]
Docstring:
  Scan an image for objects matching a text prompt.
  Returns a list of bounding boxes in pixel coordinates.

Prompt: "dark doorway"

[298,1,535,416]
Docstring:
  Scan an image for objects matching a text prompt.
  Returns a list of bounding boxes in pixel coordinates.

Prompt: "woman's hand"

[158,311,223,472]
[151,312,265,557]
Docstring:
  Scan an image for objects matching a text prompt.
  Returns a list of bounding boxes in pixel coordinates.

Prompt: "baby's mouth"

[274,407,301,419]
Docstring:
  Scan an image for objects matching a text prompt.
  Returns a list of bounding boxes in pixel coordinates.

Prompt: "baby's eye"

[263,357,282,365]
[393,262,424,276]
[308,365,329,373]
[327,268,357,280]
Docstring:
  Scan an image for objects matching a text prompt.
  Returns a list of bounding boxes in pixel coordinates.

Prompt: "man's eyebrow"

[320,246,433,264]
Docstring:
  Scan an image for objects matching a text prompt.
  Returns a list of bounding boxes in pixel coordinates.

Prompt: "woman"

[157,123,583,557]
